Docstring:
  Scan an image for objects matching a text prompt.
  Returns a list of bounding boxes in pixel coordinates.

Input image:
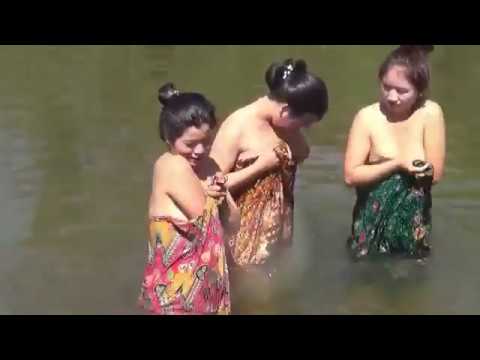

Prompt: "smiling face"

[380,64,419,117]
[170,123,212,169]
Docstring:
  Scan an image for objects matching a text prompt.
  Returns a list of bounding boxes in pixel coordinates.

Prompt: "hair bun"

[158,82,180,106]
[265,62,284,91]
[265,58,310,91]
[293,59,307,74]
[399,45,434,56]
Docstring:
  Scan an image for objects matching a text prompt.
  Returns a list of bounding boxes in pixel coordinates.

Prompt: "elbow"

[431,166,444,185]
[344,171,356,187]
[432,173,443,186]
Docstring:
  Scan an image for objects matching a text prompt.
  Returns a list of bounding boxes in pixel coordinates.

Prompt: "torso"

[230,140,296,266]
[231,105,305,163]
[225,105,299,266]
[148,153,205,221]
[365,101,434,164]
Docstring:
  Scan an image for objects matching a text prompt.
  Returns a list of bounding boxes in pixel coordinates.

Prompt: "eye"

[184,141,197,147]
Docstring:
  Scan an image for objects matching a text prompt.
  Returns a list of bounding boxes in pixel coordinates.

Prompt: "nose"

[192,144,205,158]
[386,89,399,103]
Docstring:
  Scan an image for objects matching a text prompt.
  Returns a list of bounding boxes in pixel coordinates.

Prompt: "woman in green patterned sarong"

[344,46,446,260]
[349,168,433,259]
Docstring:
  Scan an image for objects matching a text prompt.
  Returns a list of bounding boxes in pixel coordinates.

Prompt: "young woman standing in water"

[209,58,328,275]
[138,83,240,315]
[344,46,446,259]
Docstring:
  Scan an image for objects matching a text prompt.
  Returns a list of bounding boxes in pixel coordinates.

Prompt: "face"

[380,65,418,116]
[170,123,211,168]
[272,106,318,131]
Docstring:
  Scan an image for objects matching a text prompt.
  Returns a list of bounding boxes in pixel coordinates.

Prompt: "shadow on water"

[0,45,479,314]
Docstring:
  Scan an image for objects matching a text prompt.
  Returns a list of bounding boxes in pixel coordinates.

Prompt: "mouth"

[387,100,400,107]
[189,157,200,166]
[386,102,404,112]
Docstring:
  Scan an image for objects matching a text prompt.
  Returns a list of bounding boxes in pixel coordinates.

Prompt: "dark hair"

[378,45,434,98]
[265,58,328,121]
[157,82,217,143]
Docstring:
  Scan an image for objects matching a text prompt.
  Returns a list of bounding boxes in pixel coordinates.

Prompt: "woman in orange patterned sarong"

[229,141,296,268]
[138,83,239,315]
[209,59,329,276]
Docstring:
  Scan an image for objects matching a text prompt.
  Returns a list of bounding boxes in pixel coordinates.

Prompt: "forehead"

[178,123,211,141]
[382,65,414,89]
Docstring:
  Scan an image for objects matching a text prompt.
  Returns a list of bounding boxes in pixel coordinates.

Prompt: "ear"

[279,105,290,119]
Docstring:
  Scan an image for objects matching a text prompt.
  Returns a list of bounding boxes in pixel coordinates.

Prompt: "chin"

[189,158,202,168]
[386,104,406,114]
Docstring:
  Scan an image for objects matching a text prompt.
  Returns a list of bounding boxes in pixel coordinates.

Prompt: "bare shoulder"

[153,154,169,178]
[422,100,445,122]
[218,108,246,136]
[353,103,380,127]
[153,153,194,184]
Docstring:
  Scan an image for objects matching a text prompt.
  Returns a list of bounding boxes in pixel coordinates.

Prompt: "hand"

[236,151,259,169]
[399,158,433,177]
[256,149,281,172]
[412,160,434,178]
[203,172,228,199]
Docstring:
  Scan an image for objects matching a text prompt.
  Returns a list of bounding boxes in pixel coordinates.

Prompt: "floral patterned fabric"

[347,172,432,259]
[229,141,297,266]
[138,197,230,315]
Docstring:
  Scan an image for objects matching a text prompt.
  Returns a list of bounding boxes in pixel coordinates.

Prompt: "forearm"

[225,162,269,195]
[345,159,400,187]
[219,191,240,234]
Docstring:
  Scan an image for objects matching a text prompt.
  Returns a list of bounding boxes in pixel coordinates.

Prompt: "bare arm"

[161,157,206,219]
[286,130,310,163]
[209,117,241,174]
[424,103,446,184]
[344,110,400,187]
[219,191,240,235]
[209,116,279,195]
[202,173,240,234]
[224,157,278,195]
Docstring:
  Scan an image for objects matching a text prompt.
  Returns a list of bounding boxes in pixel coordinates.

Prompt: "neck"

[252,96,279,124]
[276,123,294,135]
[380,102,414,123]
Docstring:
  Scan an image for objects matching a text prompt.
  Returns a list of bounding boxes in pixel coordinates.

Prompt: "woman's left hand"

[203,172,228,199]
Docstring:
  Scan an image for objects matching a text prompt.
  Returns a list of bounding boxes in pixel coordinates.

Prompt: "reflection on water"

[1,45,479,314]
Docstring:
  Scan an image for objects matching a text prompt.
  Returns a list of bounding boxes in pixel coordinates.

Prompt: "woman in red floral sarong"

[138,83,240,315]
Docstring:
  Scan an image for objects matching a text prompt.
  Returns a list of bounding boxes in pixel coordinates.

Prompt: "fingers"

[213,173,227,185]
[209,173,229,188]
[409,160,433,179]
[407,159,432,175]
[205,182,227,199]
[414,163,432,173]
[206,176,216,186]
[206,190,226,199]
[411,164,431,173]
[412,160,427,167]
[207,184,222,192]
[237,155,259,166]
